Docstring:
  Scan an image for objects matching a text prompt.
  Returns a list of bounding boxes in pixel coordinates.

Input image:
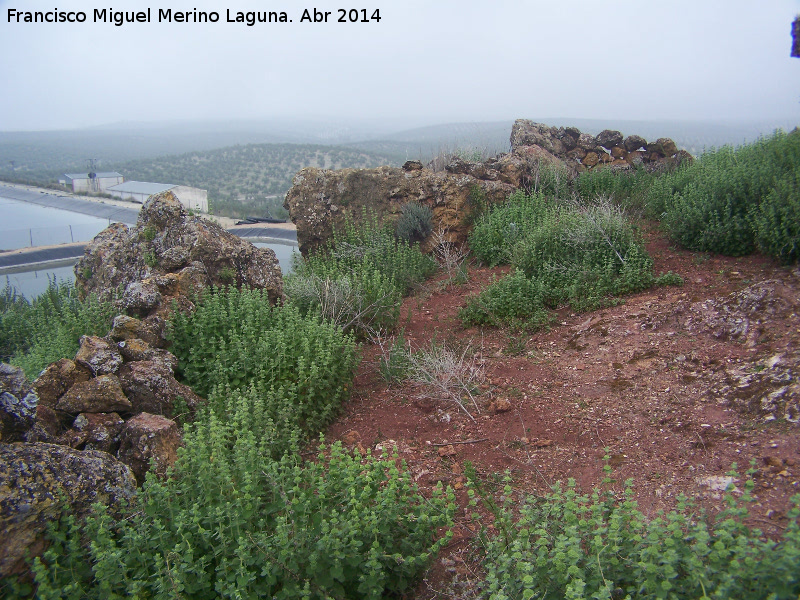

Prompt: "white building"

[106,181,208,213]
[61,171,124,193]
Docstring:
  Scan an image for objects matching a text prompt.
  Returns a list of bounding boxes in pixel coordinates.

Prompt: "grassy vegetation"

[0,281,117,379]
[462,192,680,327]
[9,287,454,599]
[285,213,437,337]
[468,464,800,600]
[577,130,800,263]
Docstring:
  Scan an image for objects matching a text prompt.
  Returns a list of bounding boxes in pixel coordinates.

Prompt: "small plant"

[395,201,433,244]
[375,330,413,385]
[218,265,236,284]
[406,338,485,421]
[432,226,470,284]
[2,281,117,378]
[143,251,158,268]
[468,468,800,600]
[141,225,157,242]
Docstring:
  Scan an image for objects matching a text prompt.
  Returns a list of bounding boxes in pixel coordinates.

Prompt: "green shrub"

[528,159,574,199]
[470,468,800,600]
[1,281,117,379]
[169,288,358,440]
[395,201,433,244]
[576,164,657,213]
[460,269,552,330]
[656,131,800,258]
[29,402,455,599]
[751,167,800,264]
[469,191,554,267]
[285,213,436,335]
[466,194,665,322]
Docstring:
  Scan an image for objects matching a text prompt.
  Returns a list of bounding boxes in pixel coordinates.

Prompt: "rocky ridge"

[284,119,691,256]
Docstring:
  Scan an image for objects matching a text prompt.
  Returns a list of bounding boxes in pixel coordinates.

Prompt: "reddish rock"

[582,152,600,167]
[118,360,203,417]
[55,375,132,414]
[75,192,283,304]
[595,130,624,150]
[72,412,125,454]
[32,359,91,408]
[117,412,182,482]
[623,134,648,152]
[109,314,165,349]
[24,405,65,443]
[657,137,679,156]
[567,147,587,161]
[599,152,613,164]
[75,336,123,376]
[116,339,178,372]
[610,146,628,160]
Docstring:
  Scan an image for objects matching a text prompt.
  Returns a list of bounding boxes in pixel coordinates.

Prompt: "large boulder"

[75,191,283,305]
[0,442,136,578]
[284,165,516,256]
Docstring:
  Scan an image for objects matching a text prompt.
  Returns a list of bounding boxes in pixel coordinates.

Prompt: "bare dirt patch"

[324,226,800,597]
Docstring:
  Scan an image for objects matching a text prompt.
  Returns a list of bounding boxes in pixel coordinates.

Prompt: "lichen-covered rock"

[66,412,126,453]
[0,364,37,443]
[74,335,123,376]
[623,134,648,152]
[75,191,282,305]
[109,314,165,349]
[55,374,132,414]
[32,358,91,409]
[116,338,178,371]
[117,412,181,483]
[0,442,136,578]
[595,129,624,150]
[24,405,64,443]
[285,164,516,255]
[121,280,162,316]
[118,360,203,417]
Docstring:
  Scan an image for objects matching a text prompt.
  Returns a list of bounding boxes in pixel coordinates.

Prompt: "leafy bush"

[395,201,433,244]
[655,131,800,258]
[576,164,657,214]
[751,167,800,264]
[1,281,117,379]
[460,269,553,330]
[528,159,574,199]
[169,288,358,437]
[466,194,671,322]
[286,213,436,336]
[29,400,455,599]
[469,468,800,600]
[469,191,554,267]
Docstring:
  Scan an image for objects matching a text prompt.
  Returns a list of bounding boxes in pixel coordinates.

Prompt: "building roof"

[64,172,123,180]
[107,181,176,195]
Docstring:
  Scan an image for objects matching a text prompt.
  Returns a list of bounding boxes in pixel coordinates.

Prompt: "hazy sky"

[1,0,799,131]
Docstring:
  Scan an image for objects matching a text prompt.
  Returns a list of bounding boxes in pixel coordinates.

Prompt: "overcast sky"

[1,0,799,131]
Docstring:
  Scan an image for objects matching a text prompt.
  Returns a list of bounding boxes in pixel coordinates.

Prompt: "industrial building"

[61,171,124,193]
[106,181,208,213]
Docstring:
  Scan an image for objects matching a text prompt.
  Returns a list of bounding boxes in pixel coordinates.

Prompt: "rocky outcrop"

[0,364,37,443]
[285,163,517,255]
[0,442,136,578]
[284,119,692,255]
[75,191,283,307]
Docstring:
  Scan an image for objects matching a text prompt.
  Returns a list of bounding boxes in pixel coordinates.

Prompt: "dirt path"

[323,226,800,596]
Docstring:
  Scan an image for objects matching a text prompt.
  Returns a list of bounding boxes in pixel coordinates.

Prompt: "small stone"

[492,398,512,413]
[438,445,457,457]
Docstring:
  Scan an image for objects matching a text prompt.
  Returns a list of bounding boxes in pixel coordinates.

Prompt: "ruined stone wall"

[510,119,693,173]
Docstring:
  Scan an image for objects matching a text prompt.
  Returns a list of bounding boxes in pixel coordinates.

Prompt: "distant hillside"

[116,143,400,218]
